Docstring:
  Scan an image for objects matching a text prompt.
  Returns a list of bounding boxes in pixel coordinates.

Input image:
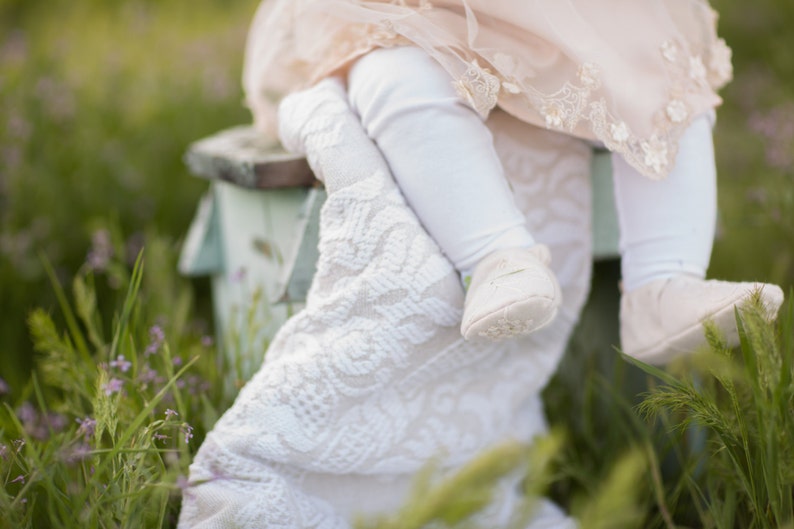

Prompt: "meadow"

[1,0,793,527]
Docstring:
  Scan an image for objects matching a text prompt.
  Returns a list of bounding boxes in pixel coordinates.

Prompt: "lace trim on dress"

[474,35,731,179]
[315,4,732,180]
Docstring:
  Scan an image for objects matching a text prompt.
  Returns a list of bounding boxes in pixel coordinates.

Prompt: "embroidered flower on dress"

[453,60,501,117]
[666,99,689,123]
[709,38,733,85]
[641,136,669,174]
[542,103,565,129]
[577,62,600,89]
[376,19,399,40]
[689,56,707,84]
[661,40,678,63]
[610,121,630,144]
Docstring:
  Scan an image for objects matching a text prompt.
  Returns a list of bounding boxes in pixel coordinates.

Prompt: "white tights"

[348,46,717,291]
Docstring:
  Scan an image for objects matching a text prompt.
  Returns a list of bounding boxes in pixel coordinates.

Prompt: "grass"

[0,242,228,529]
[1,0,793,527]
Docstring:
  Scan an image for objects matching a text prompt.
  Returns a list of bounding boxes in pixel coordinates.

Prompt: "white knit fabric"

[179,78,592,529]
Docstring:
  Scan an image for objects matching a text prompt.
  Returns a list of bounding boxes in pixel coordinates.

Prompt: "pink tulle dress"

[243,0,732,179]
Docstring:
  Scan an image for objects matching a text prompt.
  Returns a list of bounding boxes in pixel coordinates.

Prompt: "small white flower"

[709,38,733,84]
[689,55,707,83]
[641,136,669,174]
[453,60,500,117]
[661,40,678,63]
[542,103,565,129]
[610,121,630,144]
[666,99,689,123]
[577,62,600,89]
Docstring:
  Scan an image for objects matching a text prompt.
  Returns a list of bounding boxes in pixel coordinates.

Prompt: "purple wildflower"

[10,475,25,485]
[153,433,170,442]
[145,325,165,356]
[102,378,124,396]
[138,364,158,383]
[181,424,194,444]
[0,444,8,461]
[0,377,9,396]
[16,403,63,441]
[110,354,132,373]
[76,417,97,439]
[164,408,178,419]
[201,335,214,348]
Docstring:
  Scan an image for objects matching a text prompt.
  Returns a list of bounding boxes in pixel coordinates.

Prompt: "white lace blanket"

[179,108,593,528]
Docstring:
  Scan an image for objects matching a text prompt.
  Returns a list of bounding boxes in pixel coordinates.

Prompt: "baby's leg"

[347,46,561,340]
[348,47,531,278]
[612,115,783,364]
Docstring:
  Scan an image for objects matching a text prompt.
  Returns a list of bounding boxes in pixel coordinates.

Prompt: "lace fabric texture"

[178,95,592,527]
[244,0,731,180]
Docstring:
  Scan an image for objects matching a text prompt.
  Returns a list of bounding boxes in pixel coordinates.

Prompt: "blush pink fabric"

[243,0,731,179]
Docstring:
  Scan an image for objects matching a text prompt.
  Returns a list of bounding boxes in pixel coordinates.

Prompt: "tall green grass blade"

[108,251,145,360]
[72,273,106,356]
[40,256,91,365]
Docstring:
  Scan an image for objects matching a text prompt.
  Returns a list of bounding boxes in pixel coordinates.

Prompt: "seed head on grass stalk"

[630,292,794,528]
[353,433,572,529]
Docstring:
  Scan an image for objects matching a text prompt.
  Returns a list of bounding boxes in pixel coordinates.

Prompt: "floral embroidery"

[453,59,501,117]
[376,19,399,40]
[577,62,600,89]
[610,121,630,144]
[641,137,668,174]
[666,99,688,123]
[446,18,730,178]
[689,56,707,84]
[709,38,733,86]
[542,103,565,129]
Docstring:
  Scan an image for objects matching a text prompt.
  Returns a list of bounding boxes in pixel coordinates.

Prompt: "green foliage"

[0,0,254,390]
[0,239,230,529]
[631,296,794,528]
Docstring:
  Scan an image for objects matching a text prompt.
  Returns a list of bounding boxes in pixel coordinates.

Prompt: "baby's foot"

[620,276,784,365]
[461,245,562,341]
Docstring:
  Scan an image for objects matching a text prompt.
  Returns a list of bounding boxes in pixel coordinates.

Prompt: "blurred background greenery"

[1,0,257,391]
[1,0,792,465]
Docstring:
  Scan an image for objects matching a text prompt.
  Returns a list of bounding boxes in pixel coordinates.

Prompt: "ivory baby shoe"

[620,276,784,365]
[461,244,562,341]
